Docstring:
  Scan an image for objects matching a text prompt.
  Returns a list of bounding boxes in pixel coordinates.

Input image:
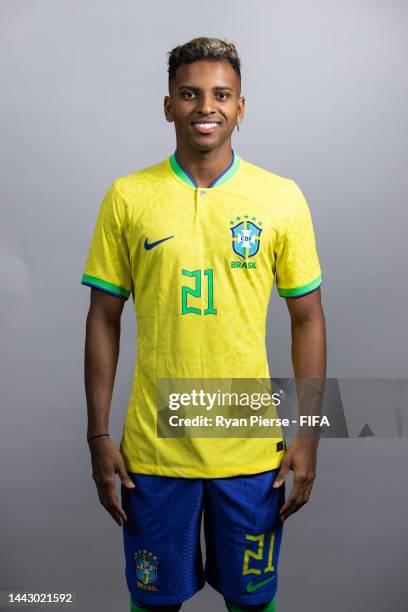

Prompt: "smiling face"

[164,59,245,153]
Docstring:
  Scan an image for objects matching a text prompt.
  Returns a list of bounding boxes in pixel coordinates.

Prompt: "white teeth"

[194,123,218,128]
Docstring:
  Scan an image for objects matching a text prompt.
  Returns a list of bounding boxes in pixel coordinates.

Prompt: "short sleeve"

[81,181,132,300]
[274,181,322,298]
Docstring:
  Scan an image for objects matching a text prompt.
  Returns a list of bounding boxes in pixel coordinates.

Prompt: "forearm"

[84,311,121,438]
[291,313,326,378]
[291,312,326,437]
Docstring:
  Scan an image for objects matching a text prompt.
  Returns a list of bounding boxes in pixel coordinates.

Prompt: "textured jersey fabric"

[81,150,322,477]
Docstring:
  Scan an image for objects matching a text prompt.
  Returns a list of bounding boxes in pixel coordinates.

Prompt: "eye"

[182,90,196,99]
[217,91,230,101]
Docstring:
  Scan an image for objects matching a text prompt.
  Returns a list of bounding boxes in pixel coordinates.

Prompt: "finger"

[300,481,314,505]
[290,472,312,500]
[113,512,125,527]
[281,475,303,509]
[280,492,306,519]
[280,501,305,522]
[279,490,297,515]
[116,462,135,489]
[103,498,128,525]
[280,480,312,520]
[293,474,315,505]
[102,495,127,527]
[98,486,128,524]
[279,497,298,521]
[273,458,291,488]
[279,479,303,520]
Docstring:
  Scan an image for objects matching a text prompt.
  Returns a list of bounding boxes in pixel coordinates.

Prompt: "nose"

[196,92,216,116]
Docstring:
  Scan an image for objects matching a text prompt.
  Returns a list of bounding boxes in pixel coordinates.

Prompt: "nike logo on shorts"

[246,575,276,592]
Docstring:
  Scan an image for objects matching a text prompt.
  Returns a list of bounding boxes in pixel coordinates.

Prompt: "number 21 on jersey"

[181,268,217,315]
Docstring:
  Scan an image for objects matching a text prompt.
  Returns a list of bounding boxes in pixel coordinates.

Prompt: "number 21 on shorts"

[243,532,276,575]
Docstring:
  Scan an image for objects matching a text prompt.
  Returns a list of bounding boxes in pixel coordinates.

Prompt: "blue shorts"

[121,469,285,607]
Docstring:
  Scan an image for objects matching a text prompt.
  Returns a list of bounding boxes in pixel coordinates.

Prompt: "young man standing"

[82,37,326,612]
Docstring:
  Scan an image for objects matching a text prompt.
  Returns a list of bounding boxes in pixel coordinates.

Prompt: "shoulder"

[237,158,308,218]
[105,158,170,224]
[111,158,170,201]
[239,157,294,187]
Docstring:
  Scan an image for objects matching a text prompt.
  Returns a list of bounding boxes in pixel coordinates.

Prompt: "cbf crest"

[230,216,263,260]
[135,549,158,584]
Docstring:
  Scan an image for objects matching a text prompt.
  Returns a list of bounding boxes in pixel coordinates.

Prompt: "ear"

[164,95,174,123]
[237,95,245,124]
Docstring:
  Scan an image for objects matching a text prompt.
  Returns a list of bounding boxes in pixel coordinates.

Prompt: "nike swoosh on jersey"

[144,235,174,250]
[246,576,276,593]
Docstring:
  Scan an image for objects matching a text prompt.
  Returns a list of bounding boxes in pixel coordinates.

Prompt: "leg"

[130,595,182,611]
[121,473,205,608]
[224,597,276,611]
[204,468,285,607]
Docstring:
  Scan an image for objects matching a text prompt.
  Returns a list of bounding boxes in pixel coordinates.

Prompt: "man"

[82,37,326,612]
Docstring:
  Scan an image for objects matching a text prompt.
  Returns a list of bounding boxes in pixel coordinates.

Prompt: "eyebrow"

[177,85,234,92]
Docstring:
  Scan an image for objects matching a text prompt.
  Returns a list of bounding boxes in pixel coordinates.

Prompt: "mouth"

[191,121,221,135]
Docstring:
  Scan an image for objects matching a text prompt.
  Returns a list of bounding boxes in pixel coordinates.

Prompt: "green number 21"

[181,268,217,315]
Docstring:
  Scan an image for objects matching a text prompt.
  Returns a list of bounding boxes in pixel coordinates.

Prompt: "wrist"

[87,433,110,443]
[293,433,320,445]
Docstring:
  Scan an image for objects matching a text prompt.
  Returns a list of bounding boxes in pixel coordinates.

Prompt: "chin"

[192,136,227,151]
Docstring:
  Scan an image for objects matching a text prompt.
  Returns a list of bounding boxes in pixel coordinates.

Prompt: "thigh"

[121,473,205,606]
[204,469,285,606]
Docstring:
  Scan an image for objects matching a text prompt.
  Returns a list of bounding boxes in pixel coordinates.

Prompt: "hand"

[272,436,319,522]
[88,436,135,526]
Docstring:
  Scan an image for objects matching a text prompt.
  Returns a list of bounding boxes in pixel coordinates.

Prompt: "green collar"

[169,149,240,188]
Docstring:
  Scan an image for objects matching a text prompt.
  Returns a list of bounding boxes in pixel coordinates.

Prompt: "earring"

[236,120,240,132]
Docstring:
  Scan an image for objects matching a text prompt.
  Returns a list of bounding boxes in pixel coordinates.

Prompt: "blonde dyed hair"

[167,37,241,89]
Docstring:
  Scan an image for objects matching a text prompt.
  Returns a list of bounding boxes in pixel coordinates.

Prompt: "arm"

[85,288,135,526]
[273,287,327,521]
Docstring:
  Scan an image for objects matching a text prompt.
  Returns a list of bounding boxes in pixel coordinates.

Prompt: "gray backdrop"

[1,0,407,610]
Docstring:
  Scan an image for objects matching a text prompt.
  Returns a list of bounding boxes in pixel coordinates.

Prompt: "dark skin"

[85,59,326,526]
[85,290,133,526]
[273,288,326,522]
[163,59,245,187]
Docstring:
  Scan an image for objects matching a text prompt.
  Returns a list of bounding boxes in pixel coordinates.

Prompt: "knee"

[224,597,276,612]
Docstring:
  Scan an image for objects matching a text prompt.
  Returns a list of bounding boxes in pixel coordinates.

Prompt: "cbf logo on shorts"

[135,550,158,586]
[230,217,262,260]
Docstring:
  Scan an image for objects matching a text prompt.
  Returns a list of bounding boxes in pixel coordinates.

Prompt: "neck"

[174,141,234,188]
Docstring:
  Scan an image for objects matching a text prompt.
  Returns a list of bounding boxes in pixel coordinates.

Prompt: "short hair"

[167,37,241,90]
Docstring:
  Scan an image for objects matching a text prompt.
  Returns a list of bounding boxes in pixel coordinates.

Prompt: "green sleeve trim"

[81,274,131,299]
[277,275,322,297]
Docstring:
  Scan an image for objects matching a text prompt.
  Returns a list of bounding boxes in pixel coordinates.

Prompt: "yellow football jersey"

[81,150,322,478]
